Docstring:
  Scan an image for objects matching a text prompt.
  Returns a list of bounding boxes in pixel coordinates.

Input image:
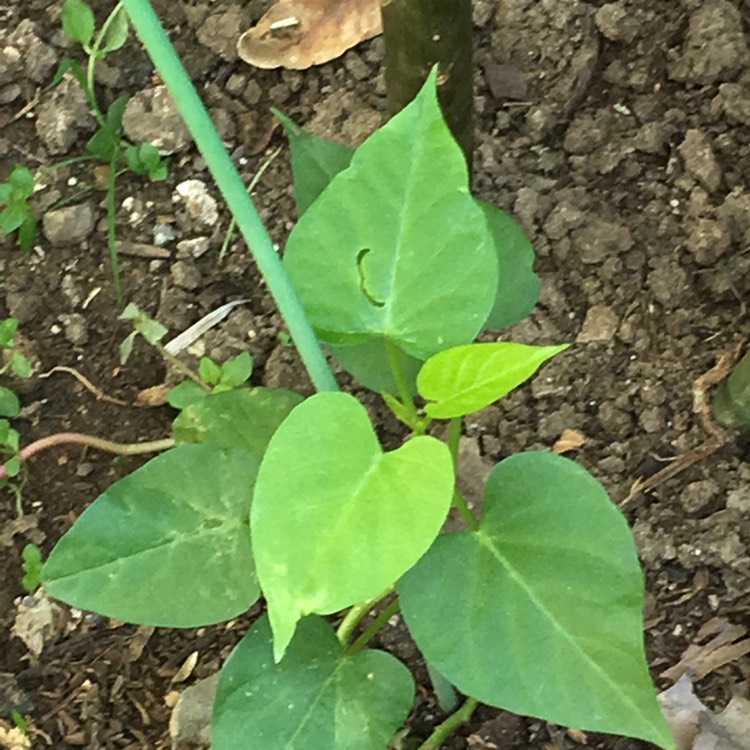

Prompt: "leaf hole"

[356,248,385,308]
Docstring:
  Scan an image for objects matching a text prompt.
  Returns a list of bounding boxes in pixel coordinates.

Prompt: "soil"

[1,0,750,748]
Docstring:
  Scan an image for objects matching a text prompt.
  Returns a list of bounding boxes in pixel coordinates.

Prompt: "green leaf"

[9,166,35,197]
[327,339,421,395]
[252,391,454,660]
[0,184,11,204]
[42,445,261,626]
[199,357,222,385]
[4,454,21,478]
[172,387,303,456]
[418,341,569,419]
[479,200,540,329]
[119,330,137,364]
[22,544,43,592]
[399,452,674,749]
[100,6,129,53]
[213,614,414,750]
[17,214,38,252]
[138,142,161,171]
[167,381,207,410]
[149,162,168,181]
[283,70,497,361]
[10,352,32,378]
[0,318,18,346]
[218,352,253,388]
[274,110,355,216]
[61,0,95,47]
[0,203,29,234]
[86,124,120,162]
[47,58,86,90]
[119,303,168,345]
[0,387,20,418]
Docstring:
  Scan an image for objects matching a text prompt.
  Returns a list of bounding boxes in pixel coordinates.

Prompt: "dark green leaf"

[479,200,540,330]
[213,614,414,750]
[86,125,120,162]
[43,445,261,626]
[17,214,38,252]
[274,109,355,216]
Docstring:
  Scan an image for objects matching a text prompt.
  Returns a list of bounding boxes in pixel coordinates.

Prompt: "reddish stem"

[0,432,175,479]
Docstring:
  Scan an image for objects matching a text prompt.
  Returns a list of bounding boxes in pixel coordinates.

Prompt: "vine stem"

[337,587,395,646]
[417,697,479,750]
[86,2,125,124]
[447,417,479,530]
[0,433,175,479]
[385,339,419,428]
[345,597,401,656]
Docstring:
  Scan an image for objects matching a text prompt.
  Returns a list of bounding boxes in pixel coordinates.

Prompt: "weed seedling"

[0,167,38,252]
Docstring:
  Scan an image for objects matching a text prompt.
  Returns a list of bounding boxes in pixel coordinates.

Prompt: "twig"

[622,339,746,506]
[38,366,132,406]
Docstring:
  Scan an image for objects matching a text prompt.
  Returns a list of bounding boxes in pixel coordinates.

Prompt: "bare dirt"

[1,0,750,748]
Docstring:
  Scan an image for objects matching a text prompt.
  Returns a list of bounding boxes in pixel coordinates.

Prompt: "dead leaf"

[171,651,199,684]
[237,0,382,70]
[12,591,68,657]
[661,618,750,682]
[659,674,705,750]
[553,428,586,454]
[0,516,45,547]
[127,625,155,662]
[136,383,171,407]
[0,722,31,750]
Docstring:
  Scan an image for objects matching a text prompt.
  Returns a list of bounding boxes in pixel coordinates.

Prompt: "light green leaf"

[172,387,302,455]
[199,356,222,385]
[479,201,540,330]
[274,110,355,217]
[213,614,414,750]
[100,6,129,53]
[399,451,674,749]
[167,380,207,410]
[62,0,95,48]
[284,70,497,361]
[252,391,453,660]
[218,352,253,388]
[9,166,35,197]
[0,387,20,418]
[42,445,260,626]
[0,318,18,346]
[0,203,29,234]
[418,341,569,419]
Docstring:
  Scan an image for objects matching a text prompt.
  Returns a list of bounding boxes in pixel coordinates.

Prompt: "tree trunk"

[380,0,474,171]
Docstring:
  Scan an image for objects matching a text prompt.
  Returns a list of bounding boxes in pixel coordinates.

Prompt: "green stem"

[417,697,479,750]
[106,152,122,301]
[86,2,125,124]
[337,588,395,646]
[385,339,419,427]
[346,597,401,656]
[154,342,211,391]
[446,416,479,530]
[122,0,338,393]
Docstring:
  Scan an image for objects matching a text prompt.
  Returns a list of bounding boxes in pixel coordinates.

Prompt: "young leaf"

[46,58,87,91]
[418,341,569,419]
[399,452,675,750]
[10,352,32,379]
[61,0,96,48]
[283,69,498,361]
[100,6,129,53]
[172,387,302,456]
[251,392,454,661]
[274,110,355,216]
[0,317,18,345]
[17,214,38,252]
[0,203,29,234]
[0,387,20,418]
[479,200,540,330]
[199,356,222,385]
[43,445,261,626]
[167,381,207,410]
[22,544,43,592]
[86,124,120,162]
[9,166,35,197]
[218,351,253,388]
[213,614,414,750]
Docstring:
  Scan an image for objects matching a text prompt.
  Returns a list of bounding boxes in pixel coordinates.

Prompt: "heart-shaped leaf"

[283,70,497,361]
[213,614,414,750]
[418,341,568,419]
[399,451,674,749]
[43,445,260,627]
[252,391,453,660]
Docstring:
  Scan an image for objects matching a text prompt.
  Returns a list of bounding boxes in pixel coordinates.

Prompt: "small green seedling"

[0,318,32,515]
[41,0,168,297]
[39,74,674,749]
[0,167,38,252]
[21,544,43,592]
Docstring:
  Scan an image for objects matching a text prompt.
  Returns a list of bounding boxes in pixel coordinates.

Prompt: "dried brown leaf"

[553,428,586,454]
[237,0,382,70]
